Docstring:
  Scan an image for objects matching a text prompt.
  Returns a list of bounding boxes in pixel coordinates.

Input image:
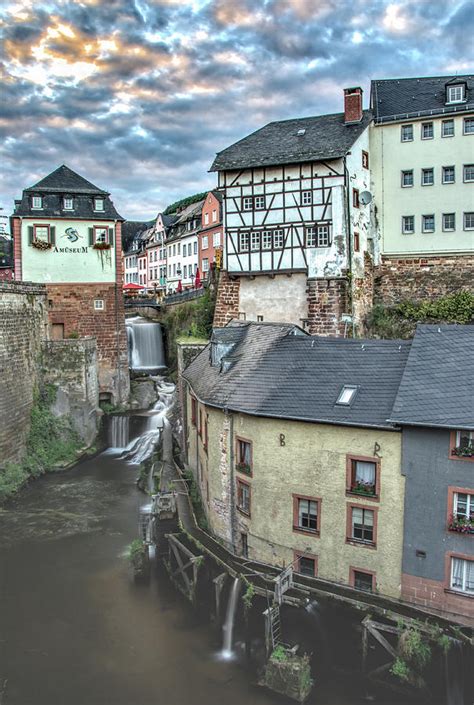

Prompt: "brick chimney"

[344,87,363,124]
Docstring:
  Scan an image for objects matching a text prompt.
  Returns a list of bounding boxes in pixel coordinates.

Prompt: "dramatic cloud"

[0,0,472,219]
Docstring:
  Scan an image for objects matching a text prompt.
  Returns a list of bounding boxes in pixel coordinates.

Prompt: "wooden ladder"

[269,604,282,648]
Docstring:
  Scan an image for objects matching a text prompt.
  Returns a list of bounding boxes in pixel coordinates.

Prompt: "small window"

[464,118,474,135]
[262,231,272,250]
[33,225,50,244]
[202,235,208,250]
[422,168,434,186]
[348,458,378,497]
[212,209,217,222]
[302,190,312,205]
[257,315,264,322]
[336,385,357,405]
[94,299,104,311]
[295,553,317,577]
[213,232,221,247]
[421,122,433,139]
[442,166,455,184]
[273,229,284,249]
[362,150,369,169]
[450,557,474,594]
[450,492,474,532]
[63,197,73,210]
[402,216,415,234]
[422,215,435,233]
[442,119,455,137]
[352,569,374,592]
[236,479,251,516]
[32,195,43,209]
[293,495,320,534]
[351,507,375,544]
[241,533,248,558]
[401,170,413,187]
[353,231,360,252]
[193,241,197,255]
[463,164,474,182]
[242,196,253,211]
[352,188,360,208]
[94,197,104,211]
[204,213,209,225]
[250,231,260,251]
[401,124,413,142]
[239,232,249,252]
[463,212,474,230]
[236,438,252,475]
[443,213,456,232]
[202,258,209,272]
[94,226,109,244]
[451,429,474,458]
[447,84,465,104]
[255,195,265,210]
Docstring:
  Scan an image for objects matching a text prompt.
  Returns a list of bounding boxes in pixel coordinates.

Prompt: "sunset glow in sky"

[1,0,473,219]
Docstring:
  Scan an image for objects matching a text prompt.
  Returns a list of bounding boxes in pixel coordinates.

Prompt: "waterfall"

[126,316,165,372]
[446,642,465,705]
[122,381,175,465]
[109,415,130,449]
[220,577,241,660]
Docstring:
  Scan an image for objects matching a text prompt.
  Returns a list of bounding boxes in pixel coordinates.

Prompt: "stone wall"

[41,338,100,446]
[374,254,474,306]
[47,282,129,403]
[0,281,48,465]
[306,277,348,337]
[352,253,375,334]
[213,271,240,327]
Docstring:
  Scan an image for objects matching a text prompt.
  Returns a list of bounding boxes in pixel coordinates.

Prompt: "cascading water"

[220,577,241,661]
[126,316,166,372]
[109,415,130,450]
[121,381,175,465]
[446,641,465,705]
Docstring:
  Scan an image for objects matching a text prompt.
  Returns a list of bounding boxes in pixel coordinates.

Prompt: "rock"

[130,378,157,409]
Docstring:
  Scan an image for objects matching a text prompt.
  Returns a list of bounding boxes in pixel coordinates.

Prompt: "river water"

[0,447,448,705]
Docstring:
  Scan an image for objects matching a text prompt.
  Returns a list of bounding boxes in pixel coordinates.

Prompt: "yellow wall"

[186,389,404,598]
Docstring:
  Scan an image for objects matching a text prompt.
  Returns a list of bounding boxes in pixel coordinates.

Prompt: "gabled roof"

[122,220,154,252]
[183,322,410,430]
[210,110,372,172]
[388,325,474,430]
[371,75,474,123]
[26,165,108,194]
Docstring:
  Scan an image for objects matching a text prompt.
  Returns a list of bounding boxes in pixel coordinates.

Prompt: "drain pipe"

[343,156,355,335]
[227,409,237,552]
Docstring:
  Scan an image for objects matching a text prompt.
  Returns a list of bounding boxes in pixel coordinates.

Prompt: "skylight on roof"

[336,385,358,406]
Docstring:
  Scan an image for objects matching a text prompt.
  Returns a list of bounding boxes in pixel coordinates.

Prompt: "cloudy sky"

[0,0,472,220]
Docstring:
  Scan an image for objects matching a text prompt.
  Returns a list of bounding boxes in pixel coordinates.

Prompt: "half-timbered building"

[211,87,376,335]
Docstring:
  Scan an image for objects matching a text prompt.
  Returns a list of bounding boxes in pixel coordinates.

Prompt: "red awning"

[123,282,145,290]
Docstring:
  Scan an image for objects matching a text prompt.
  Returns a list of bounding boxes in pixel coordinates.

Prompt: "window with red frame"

[203,415,208,452]
[362,151,369,169]
[449,491,474,534]
[451,430,474,459]
[295,553,317,576]
[352,569,374,592]
[293,495,320,534]
[353,188,360,208]
[350,507,375,544]
[191,397,197,426]
[236,438,252,475]
[348,457,378,498]
[237,479,251,515]
[354,231,360,252]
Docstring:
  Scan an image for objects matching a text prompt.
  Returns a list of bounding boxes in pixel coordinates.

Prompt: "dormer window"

[63,197,73,210]
[94,197,104,211]
[336,385,358,406]
[446,84,465,104]
[32,195,43,209]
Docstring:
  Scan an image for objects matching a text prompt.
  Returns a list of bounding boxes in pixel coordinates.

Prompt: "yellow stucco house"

[182,322,410,599]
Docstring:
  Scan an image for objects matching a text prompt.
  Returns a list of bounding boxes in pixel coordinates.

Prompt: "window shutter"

[28,226,34,244]
[50,226,56,245]
[108,227,114,246]
[88,227,94,246]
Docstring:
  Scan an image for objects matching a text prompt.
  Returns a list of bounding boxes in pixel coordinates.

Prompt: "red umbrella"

[177,279,183,293]
[194,267,201,288]
[123,282,144,290]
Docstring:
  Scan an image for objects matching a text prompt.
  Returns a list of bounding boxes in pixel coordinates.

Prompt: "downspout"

[227,409,236,551]
[343,156,355,334]
[114,219,121,402]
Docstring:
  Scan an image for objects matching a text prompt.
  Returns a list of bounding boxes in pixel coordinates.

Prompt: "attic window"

[336,385,358,406]
[94,197,104,211]
[297,129,306,136]
[446,84,465,104]
[32,195,43,209]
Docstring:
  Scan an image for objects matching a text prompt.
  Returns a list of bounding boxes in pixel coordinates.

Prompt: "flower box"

[236,462,251,475]
[448,515,474,534]
[32,239,52,250]
[451,444,474,458]
[93,242,112,250]
[350,482,376,496]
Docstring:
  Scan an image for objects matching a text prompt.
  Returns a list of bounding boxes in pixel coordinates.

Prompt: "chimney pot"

[344,87,363,124]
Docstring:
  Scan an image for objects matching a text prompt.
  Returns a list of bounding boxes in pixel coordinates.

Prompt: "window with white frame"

[316,224,330,247]
[402,216,414,234]
[254,195,265,210]
[250,231,260,251]
[213,232,220,247]
[94,226,108,244]
[422,168,434,186]
[463,164,474,182]
[94,299,104,310]
[262,231,272,250]
[242,196,253,211]
[421,122,434,139]
[464,212,474,230]
[453,492,474,523]
[447,84,465,104]
[442,166,455,184]
[273,229,284,248]
[239,232,249,251]
[351,507,374,543]
[443,213,456,231]
[204,212,209,225]
[32,195,43,209]
[451,557,474,594]
[422,215,435,233]
[464,118,474,135]
[442,119,455,137]
[294,497,319,532]
[302,190,312,205]
[202,235,208,250]
[33,225,50,243]
[63,197,73,210]
[401,124,413,142]
[212,209,217,222]
[94,197,104,211]
[202,258,209,272]
[401,170,413,187]
[193,241,197,255]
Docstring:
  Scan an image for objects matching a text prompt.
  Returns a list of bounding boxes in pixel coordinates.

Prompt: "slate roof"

[122,220,155,252]
[14,165,123,220]
[371,75,474,122]
[389,325,474,430]
[210,110,372,171]
[183,322,410,430]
